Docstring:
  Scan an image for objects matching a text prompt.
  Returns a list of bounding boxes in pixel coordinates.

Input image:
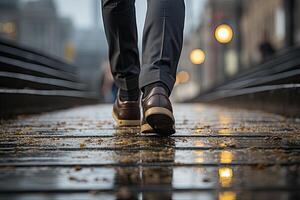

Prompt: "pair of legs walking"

[102,0,185,135]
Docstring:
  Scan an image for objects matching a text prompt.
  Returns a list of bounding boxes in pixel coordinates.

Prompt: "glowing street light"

[190,49,206,65]
[175,71,190,85]
[3,22,16,34]
[215,24,234,44]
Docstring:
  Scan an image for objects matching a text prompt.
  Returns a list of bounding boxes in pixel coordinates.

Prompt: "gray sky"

[55,0,95,29]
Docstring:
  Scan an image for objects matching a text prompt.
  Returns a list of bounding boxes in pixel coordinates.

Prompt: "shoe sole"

[145,107,175,136]
[141,123,154,133]
[112,112,140,127]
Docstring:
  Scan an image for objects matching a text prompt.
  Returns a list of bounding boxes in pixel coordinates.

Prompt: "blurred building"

[0,0,109,99]
[0,0,20,41]
[174,1,204,101]
[295,1,300,45]
[240,0,285,67]
[19,0,72,59]
[178,0,241,97]
[74,0,107,96]
[178,0,300,100]
[0,0,73,59]
[74,28,106,94]
[201,0,241,90]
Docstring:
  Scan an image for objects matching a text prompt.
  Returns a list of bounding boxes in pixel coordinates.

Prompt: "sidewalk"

[0,104,300,199]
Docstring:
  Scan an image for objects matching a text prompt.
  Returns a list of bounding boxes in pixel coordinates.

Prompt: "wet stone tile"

[1,136,300,151]
[0,166,299,192]
[0,149,299,166]
[0,104,300,199]
[1,192,299,200]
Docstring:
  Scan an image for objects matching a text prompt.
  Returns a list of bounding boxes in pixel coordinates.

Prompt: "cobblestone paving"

[0,104,300,200]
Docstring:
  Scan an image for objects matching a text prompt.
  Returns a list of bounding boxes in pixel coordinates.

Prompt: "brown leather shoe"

[142,87,175,135]
[112,96,140,127]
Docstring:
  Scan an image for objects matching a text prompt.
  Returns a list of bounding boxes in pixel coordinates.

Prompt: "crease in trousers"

[102,0,185,93]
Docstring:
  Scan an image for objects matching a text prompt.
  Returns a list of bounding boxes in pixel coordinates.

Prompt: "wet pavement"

[0,104,300,200]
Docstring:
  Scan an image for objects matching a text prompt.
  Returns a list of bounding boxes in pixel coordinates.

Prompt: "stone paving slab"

[1,149,299,166]
[1,192,299,200]
[0,166,299,191]
[0,104,300,199]
[1,138,300,152]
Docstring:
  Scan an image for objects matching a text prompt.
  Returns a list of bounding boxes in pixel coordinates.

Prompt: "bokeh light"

[215,24,234,44]
[190,49,206,65]
[1,22,16,34]
[175,71,190,85]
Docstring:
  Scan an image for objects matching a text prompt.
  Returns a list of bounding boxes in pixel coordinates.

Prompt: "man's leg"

[140,0,185,135]
[140,0,185,95]
[139,0,185,135]
[102,0,140,100]
[102,0,141,127]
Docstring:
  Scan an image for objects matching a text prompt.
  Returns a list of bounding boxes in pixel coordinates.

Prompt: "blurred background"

[0,0,300,112]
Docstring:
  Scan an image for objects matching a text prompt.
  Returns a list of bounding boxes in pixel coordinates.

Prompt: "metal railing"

[0,39,98,118]
[193,47,300,117]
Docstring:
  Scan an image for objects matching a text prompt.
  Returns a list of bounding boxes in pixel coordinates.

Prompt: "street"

[1,104,300,199]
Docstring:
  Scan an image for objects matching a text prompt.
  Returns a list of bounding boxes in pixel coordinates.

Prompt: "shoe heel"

[145,107,175,135]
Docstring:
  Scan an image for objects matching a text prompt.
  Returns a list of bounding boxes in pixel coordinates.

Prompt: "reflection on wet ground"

[0,104,300,199]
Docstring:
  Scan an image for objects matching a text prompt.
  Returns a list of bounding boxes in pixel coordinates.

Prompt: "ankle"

[142,82,170,98]
[119,88,140,101]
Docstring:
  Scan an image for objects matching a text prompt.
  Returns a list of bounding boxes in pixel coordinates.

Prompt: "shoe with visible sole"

[142,87,175,136]
[141,117,154,133]
[112,95,140,127]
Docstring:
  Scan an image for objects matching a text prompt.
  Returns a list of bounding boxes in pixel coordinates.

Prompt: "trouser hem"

[116,75,139,91]
[139,68,175,93]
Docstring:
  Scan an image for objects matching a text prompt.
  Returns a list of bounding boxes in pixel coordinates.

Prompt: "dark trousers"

[102,0,185,93]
